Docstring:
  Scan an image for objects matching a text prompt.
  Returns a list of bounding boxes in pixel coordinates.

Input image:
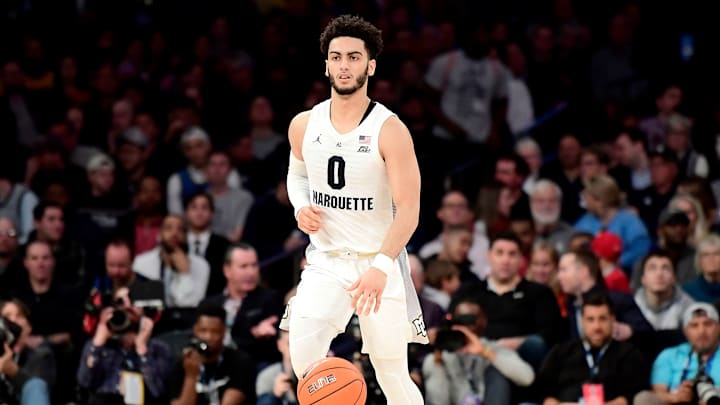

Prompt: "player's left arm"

[349,116,420,315]
[377,115,420,259]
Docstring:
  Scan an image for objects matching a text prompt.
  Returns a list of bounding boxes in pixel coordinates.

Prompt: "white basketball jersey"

[302,99,396,253]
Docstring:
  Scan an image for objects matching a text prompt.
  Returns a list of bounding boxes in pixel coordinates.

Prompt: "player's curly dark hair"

[319,15,383,60]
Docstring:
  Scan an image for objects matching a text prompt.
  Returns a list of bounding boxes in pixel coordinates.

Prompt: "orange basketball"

[297,357,367,405]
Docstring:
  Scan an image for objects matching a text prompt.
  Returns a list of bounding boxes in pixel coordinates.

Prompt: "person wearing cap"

[536,293,647,405]
[166,126,241,215]
[682,234,720,304]
[591,231,631,293]
[665,113,709,179]
[631,208,696,290]
[115,126,151,193]
[633,249,694,333]
[80,152,130,238]
[634,303,720,405]
[575,174,651,271]
[629,146,680,236]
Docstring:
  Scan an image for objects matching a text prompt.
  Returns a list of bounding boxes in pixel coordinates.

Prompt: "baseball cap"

[86,153,115,172]
[659,207,690,227]
[648,145,678,165]
[683,303,720,328]
[181,126,210,145]
[590,231,623,262]
[117,127,149,148]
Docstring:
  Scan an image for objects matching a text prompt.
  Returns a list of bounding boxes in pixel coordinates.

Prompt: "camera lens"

[107,309,131,333]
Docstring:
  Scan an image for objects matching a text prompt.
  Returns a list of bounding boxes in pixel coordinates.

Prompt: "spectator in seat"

[574,174,651,270]
[422,259,461,311]
[77,288,171,404]
[530,179,575,254]
[423,298,534,405]
[419,190,490,280]
[132,215,209,307]
[628,146,680,235]
[28,201,87,290]
[0,217,24,298]
[682,234,720,304]
[0,164,38,244]
[117,175,166,255]
[184,191,230,297]
[634,303,720,405]
[631,208,696,290]
[166,127,240,215]
[536,293,647,405]
[539,133,584,223]
[452,231,564,369]
[556,249,652,343]
[169,304,256,405]
[634,250,694,334]
[255,331,298,405]
[590,231,631,293]
[206,150,254,243]
[0,299,55,405]
[668,194,709,248]
[201,243,284,370]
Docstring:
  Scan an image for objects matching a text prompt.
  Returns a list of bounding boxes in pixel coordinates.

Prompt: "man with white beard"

[530,180,575,253]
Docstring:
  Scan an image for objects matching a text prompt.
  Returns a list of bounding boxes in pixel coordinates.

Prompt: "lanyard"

[680,349,717,382]
[583,341,609,379]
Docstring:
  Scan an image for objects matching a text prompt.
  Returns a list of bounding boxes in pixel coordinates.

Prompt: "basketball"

[297,357,367,405]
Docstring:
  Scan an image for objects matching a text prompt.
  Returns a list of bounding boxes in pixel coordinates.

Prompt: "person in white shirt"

[132,215,209,307]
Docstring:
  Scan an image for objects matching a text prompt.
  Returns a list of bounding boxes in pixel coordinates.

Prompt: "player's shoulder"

[289,110,312,130]
[379,114,410,136]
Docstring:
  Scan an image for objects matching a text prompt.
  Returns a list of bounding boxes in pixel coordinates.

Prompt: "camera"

[694,368,720,405]
[186,336,211,356]
[434,313,478,352]
[107,309,139,335]
[0,317,21,356]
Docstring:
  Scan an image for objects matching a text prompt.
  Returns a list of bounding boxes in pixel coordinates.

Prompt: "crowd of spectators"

[2,0,720,404]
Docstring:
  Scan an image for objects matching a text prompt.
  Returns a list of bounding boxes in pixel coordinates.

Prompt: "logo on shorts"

[412,316,427,337]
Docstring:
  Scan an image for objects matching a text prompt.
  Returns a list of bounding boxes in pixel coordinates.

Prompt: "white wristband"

[371,253,395,275]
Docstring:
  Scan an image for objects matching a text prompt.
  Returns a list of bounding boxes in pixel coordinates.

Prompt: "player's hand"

[347,268,387,316]
[297,206,323,234]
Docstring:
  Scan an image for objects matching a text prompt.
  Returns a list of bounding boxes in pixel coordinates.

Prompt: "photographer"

[635,303,720,405]
[76,288,171,404]
[423,298,535,405]
[132,215,209,307]
[0,299,55,405]
[169,303,256,405]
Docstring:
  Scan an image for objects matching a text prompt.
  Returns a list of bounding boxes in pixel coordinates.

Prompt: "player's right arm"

[286,111,323,234]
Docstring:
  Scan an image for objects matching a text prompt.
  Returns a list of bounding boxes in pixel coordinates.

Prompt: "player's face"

[326,36,376,96]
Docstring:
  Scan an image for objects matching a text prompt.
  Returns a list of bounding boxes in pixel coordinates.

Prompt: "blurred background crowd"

[2,0,720,404]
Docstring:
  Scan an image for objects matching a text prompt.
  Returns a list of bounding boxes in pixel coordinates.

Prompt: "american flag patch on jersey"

[359,135,372,144]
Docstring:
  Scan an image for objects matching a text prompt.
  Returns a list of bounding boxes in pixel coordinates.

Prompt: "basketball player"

[281,15,428,404]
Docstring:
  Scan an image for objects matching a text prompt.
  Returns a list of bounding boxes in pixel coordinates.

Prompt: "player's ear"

[368,59,376,76]
[325,61,329,77]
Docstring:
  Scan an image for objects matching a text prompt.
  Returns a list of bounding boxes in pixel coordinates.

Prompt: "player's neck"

[330,91,370,130]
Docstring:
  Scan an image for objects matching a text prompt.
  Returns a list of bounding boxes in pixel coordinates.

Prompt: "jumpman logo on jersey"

[313,134,322,144]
